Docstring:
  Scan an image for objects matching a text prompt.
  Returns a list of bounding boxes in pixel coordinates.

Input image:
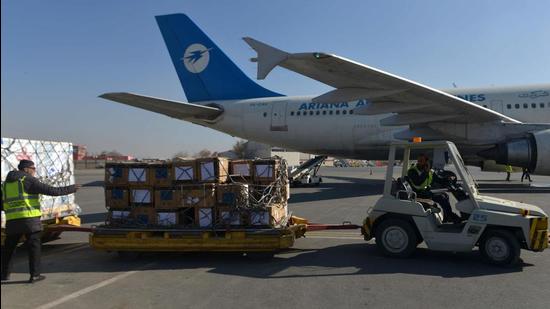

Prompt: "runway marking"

[35,262,155,309]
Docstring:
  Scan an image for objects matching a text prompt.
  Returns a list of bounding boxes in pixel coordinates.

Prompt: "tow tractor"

[362,140,548,266]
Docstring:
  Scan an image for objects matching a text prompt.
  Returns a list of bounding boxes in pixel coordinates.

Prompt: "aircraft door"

[270,102,288,131]
[490,100,503,114]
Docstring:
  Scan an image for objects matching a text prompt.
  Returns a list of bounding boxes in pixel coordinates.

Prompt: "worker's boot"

[28,274,46,283]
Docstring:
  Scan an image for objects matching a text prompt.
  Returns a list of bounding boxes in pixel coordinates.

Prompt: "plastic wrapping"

[1,137,80,225]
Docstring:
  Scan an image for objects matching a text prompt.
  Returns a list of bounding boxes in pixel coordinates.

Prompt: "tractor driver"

[407,154,461,223]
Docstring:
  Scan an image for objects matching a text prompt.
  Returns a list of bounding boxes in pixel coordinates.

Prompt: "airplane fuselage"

[202,84,550,160]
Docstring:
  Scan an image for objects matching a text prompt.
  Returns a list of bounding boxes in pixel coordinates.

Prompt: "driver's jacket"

[407,164,434,194]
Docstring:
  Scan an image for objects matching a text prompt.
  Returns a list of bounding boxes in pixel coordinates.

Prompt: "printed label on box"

[232,163,250,176]
[157,212,177,226]
[200,162,215,181]
[220,211,241,225]
[129,168,147,183]
[199,208,213,227]
[131,189,151,203]
[111,210,130,220]
[175,166,194,181]
[250,211,270,225]
[255,164,273,178]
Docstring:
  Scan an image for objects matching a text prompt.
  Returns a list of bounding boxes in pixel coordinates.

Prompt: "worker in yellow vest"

[407,154,461,223]
[1,160,80,283]
[505,165,513,181]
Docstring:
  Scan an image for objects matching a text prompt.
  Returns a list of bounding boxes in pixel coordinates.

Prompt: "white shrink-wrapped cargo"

[1,137,81,225]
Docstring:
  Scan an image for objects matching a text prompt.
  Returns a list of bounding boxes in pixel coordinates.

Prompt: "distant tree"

[173,151,189,159]
[196,149,212,158]
[232,140,248,159]
[100,150,123,156]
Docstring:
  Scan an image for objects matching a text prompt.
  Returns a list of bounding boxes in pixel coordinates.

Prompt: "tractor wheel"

[479,229,520,266]
[375,218,418,258]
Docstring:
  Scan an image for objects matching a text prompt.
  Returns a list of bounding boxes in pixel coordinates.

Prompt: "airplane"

[99,13,550,175]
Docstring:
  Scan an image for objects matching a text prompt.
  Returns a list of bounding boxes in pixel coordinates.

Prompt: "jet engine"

[478,129,550,175]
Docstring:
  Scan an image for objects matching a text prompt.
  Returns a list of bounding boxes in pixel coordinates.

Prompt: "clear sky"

[2,0,550,158]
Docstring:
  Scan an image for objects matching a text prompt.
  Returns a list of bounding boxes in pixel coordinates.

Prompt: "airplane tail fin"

[155,14,283,103]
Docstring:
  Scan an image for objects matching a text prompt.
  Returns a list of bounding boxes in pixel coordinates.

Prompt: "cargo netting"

[1,137,81,223]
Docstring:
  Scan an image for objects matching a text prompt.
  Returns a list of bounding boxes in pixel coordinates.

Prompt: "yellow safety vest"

[408,165,433,191]
[505,165,513,173]
[2,176,41,221]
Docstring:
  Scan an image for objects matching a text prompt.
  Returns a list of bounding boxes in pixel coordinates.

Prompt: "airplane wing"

[243,37,520,125]
[99,92,223,120]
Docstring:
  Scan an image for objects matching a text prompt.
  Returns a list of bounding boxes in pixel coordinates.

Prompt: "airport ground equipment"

[88,217,360,254]
[90,224,306,254]
[361,140,548,266]
[289,156,326,187]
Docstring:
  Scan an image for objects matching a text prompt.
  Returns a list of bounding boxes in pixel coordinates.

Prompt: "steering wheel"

[434,169,469,201]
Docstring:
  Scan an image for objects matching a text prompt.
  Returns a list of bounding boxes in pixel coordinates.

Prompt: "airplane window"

[515,104,520,109]
[309,111,314,115]
[523,103,528,108]
[322,110,327,115]
[290,111,295,116]
[329,110,333,115]
[343,110,347,115]
[296,111,300,116]
[349,110,354,114]
[316,110,320,115]
[540,103,545,108]
[336,110,340,115]
[531,103,537,108]
[507,104,511,109]
[263,112,267,117]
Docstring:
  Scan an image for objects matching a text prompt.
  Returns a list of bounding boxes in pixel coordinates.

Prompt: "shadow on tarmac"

[82,180,104,187]
[6,242,529,279]
[290,176,384,203]
[79,212,108,224]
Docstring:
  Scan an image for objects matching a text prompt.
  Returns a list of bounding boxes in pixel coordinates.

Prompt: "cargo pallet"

[90,223,308,253]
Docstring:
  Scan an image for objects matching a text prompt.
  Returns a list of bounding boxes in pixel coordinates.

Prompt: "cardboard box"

[181,184,216,208]
[178,207,196,228]
[197,207,214,228]
[216,183,249,207]
[196,157,229,183]
[218,208,243,226]
[131,206,156,225]
[253,159,280,184]
[105,163,129,186]
[105,187,129,209]
[157,211,178,226]
[229,160,253,181]
[108,209,131,225]
[130,188,154,206]
[127,164,151,187]
[249,203,288,227]
[173,160,196,183]
[154,188,181,209]
[150,162,173,187]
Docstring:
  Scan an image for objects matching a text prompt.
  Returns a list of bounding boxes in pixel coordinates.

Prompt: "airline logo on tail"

[182,43,212,73]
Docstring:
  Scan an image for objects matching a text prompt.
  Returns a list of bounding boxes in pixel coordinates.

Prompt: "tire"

[479,229,521,266]
[375,218,418,258]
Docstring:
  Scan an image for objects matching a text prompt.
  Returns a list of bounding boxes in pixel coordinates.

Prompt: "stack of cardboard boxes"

[104,157,289,229]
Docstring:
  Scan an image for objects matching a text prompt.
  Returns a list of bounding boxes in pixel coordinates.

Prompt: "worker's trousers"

[1,231,42,278]
[432,193,456,222]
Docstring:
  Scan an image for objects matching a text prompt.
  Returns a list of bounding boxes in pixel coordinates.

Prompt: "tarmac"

[1,167,549,309]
